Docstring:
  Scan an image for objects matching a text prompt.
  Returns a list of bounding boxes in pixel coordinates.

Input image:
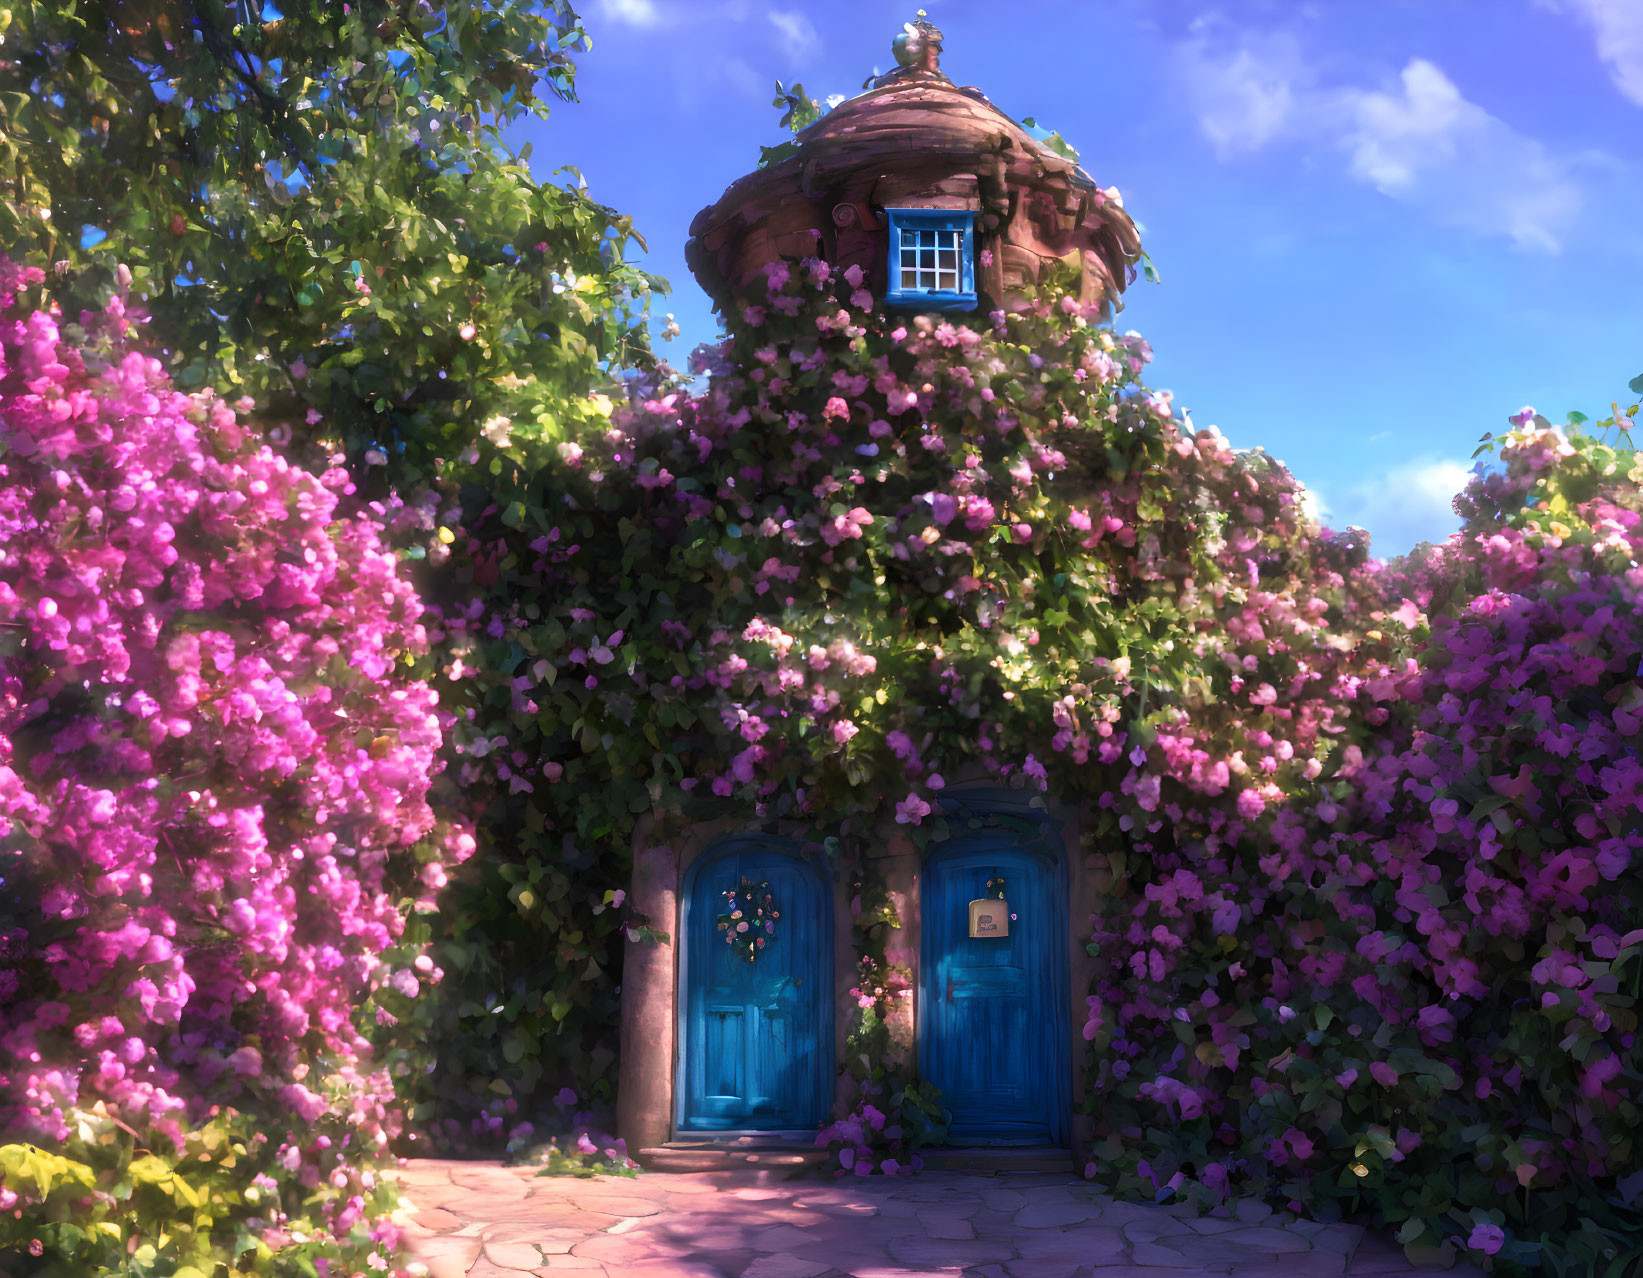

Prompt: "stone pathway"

[388,1159,1487,1278]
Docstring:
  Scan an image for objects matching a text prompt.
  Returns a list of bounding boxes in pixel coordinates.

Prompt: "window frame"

[883,208,978,312]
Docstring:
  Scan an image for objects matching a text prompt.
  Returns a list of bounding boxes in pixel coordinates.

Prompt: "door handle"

[945,975,955,1005]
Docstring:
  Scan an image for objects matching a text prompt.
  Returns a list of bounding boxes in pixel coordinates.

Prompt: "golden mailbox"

[968,898,1009,938]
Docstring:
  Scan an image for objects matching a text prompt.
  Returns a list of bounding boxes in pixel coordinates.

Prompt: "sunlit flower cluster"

[0,260,471,1274]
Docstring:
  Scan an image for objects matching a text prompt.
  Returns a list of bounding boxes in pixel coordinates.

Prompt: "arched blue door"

[919,834,1069,1144]
[676,839,831,1132]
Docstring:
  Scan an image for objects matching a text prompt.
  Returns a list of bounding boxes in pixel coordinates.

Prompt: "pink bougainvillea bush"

[1083,412,1643,1273]
[0,259,472,1275]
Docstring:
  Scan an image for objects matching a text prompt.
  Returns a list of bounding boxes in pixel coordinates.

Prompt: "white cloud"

[1331,457,1471,557]
[1296,482,1331,530]
[595,0,661,27]
[768,9,820,62]
[1335,60,1581,252]
[1337,59,1465,193]
[1535,0,1643,106]
[1173,23,1588,253]
[1175,23,1304,159]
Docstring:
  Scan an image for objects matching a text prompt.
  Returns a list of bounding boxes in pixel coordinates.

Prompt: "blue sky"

[516,0,1643,561]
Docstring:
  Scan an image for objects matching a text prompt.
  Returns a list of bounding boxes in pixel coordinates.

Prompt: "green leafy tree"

[0,0,663,495]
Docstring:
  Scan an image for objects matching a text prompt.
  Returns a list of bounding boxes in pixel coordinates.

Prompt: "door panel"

[919,839,1068,1144]
[679,844,830,1132]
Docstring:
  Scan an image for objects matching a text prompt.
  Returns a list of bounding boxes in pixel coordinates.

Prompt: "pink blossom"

[894,793,932,825]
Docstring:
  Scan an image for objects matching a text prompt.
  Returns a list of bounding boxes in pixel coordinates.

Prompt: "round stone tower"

[685,13,1143,319]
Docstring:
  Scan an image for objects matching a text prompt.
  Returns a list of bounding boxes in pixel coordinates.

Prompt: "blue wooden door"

[678,843,830,1131]
[919,838,1069,1144]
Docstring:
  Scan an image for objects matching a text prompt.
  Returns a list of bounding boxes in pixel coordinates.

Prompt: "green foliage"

[772,79,820,134]
[0,0,664,493]
[0,1113,406,1276]
[1020,115,1080,165]
[756,80,820,169]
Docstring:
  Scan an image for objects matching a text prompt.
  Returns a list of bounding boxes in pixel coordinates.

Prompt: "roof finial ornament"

[892,10,944,76]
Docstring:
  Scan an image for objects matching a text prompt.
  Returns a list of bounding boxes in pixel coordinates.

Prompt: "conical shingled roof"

[685,15,1143,317]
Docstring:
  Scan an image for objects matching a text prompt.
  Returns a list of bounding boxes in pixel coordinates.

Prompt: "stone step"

[636,1140,830,1178]
[914,1145,1074,1173]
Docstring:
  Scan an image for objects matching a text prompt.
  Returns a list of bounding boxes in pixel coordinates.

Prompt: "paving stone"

[1121,1220,1185,1246]
[1230,1249,1348,1276]
[647,1222,756,1250]
[560,1193,664,1218]
[792,1196,881,1216]
[887,1185,982,1204]
[495,1202,621,1228]
[1013,1225,1129,1267]
[568,1233,693,1263]
[742,1256,835,1278]
[917,1206,976,1239]
[484,1240,546,1269]
[868,1196,932,1219]
[1095,1201,1185,1230]
[449,1165,539,1196]
[658,1192,768,1214]
[750,1205,834,1227]
[789,1239,911,1273]
[656,1176,721,1194]
[416,1256,474,1278]
[1182,1218,1243,1236]
[1315,1224,1366,1257]
[748,1224,821,1251]
[621,1261,734,1277]
[1157,1237,1276,1267]
[1217,1226,1314,1253]
[471,1260,538,1278]
[401,1185,488,1214]
[536,1237,584,1256]
[402,1202,466,1228]
[1013,1200,1100,1228]
[411,1236,485,1265]
[389,1159,1455,1278]
[967,1206,1026,1234]
[840,1269,965,1278]
[886,1234,1017,1267]
[1129,1240,1234,1270]
[1005,1260,1080,1278]
[1082,1268,1240,1277]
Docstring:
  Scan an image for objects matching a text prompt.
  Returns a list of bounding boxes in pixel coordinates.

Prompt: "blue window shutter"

[884,208,978,313]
